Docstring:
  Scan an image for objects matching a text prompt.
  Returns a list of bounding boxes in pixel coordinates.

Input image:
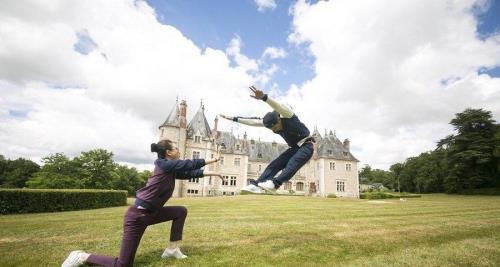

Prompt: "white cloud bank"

[285,0,500,169]
[1,0,499,171]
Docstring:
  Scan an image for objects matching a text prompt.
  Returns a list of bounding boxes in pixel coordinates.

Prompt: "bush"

[0,189,127,214]
[360,192,421,199]
[327,193,337,198]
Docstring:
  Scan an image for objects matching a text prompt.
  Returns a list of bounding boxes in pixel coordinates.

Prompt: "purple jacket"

[135,158,206,210]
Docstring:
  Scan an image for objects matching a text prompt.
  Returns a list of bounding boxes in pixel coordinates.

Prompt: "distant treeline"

[0,149,151,196]
[360,108,499,194]
[1,108,498,195]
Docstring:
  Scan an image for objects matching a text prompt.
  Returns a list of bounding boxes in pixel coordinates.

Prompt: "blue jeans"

[252,142,314,188]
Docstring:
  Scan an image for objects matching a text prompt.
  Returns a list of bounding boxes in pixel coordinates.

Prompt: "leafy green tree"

[390,163,404,192]
[75,149,119,189]
[26,153,83,188]
[0,157,40,188]
[439,108,498,192]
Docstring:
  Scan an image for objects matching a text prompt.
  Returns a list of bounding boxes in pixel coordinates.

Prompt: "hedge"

[0,189,127,214]
[360,192,422,199]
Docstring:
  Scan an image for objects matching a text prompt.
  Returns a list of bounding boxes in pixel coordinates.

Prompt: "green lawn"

[1,194,500,266]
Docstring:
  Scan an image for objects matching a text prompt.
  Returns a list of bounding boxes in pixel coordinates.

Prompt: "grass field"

[1,194,499,266]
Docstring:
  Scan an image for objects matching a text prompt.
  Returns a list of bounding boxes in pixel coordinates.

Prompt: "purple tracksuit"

[86,158,206,267]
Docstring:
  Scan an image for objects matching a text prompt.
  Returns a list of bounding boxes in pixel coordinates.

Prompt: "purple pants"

[86,205,188,267]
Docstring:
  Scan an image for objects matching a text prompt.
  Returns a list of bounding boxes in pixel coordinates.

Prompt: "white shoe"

[162,247,188,259]
[61,250,86,267]
[258,180,277,193]
[241,184,263,194]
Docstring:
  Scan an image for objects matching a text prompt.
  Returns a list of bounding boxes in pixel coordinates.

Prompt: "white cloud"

[254,0,277,12]
[0,0,268,169]
[285,0,500,169]
[262,47,287,59]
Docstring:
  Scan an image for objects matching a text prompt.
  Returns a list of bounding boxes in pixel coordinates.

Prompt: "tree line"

[360,108,499,193]
[0,149,151,195]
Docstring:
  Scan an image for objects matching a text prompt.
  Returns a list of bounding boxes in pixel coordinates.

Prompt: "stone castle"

[159,100,360,198]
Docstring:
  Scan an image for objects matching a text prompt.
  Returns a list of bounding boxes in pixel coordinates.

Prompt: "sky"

[0,0,499,171]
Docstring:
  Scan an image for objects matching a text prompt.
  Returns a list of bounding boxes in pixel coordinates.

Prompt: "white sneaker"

[258,180,277,193]
[162,247,188,259]
[61,250,86,267]
[241,184,263,194]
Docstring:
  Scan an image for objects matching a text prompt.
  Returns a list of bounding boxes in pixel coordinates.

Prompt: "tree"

[439,108,498,192]
[26,153,83,188]
[0,157,40,188]
[75,149,119,189]
[390,163,404,192]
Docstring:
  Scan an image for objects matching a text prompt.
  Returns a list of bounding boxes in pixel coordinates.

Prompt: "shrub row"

[360,192,421,199]
[0,189,127,214]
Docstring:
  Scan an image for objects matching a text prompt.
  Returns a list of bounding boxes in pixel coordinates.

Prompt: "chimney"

[343,138,350,151]
[214,116,219,132]
[179,100,187,129]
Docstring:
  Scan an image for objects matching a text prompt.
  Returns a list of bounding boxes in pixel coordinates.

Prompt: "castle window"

[187,189,199,195]
[220,156,224,165]
[192,151,200,159]
[230,176,237,186]
[327,150,333,156]
[222,175,229,186]
[258,153,262,158]
[346,164,352,171]
[189,178,199,183]
[234,158,240,166]
[296,182,304,191]
[329,162,335,170]
[236,144,240,150]
[343,152,348,157]
[284,182,292,190]
[250,139,255,144]
[195,136,201,143]
[336,180,345,192]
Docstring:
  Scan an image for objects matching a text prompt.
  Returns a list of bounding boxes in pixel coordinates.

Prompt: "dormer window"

[194,136,201,143]
[343,152,348,157]
[250,139,255,144]
[220,143,226,149]
[258,153,262,158]
[327,150,333,156]
[236,144,240,150]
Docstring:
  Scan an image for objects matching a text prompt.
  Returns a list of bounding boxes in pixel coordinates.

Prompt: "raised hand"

[249,85,264,100]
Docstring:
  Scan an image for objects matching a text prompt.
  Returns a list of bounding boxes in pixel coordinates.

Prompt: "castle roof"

[160,101,179,128]
[187,104,212,139]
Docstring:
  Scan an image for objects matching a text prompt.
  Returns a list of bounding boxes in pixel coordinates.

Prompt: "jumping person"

[62,139,223,267]
[220,85,314,194]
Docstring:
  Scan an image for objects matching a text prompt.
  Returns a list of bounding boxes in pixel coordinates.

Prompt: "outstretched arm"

[156,158,205,173]
[175,169,226,183]
[249,85,294,118]
[219,114,265,127]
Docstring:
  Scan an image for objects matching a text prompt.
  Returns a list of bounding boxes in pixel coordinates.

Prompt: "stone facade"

[159,100,360,198]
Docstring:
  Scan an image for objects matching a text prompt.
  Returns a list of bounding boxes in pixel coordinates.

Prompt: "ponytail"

[151,139,173,159]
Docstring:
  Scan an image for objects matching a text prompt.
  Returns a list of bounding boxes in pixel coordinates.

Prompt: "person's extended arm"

[156,158,205,173]
[249,85,294,118]
[175,169,225,182]
[219,114,265,127]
